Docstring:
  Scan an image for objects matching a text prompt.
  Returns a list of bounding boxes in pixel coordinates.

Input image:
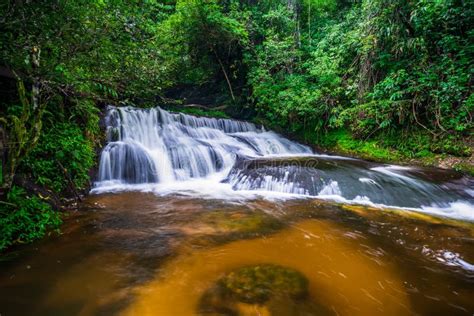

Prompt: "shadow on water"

[0,192,473,315]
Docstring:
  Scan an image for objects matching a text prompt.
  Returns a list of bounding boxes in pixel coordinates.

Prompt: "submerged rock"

[220,264,308,304]
[198,264,317,315]
[122,220,411,316]
[184,210,285,247]
[200,211,283,235]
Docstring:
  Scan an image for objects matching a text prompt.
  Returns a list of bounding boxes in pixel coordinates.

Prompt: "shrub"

[21,122,95,194]
[0,186,62,251]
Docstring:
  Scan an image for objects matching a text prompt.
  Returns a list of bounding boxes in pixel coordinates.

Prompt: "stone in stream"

[220,264,308,303]
[183,209,285,247]
[198,264,331,315]
[199,210,283,235]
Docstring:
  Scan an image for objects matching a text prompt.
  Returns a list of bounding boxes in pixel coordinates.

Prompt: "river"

[0,106,473,315]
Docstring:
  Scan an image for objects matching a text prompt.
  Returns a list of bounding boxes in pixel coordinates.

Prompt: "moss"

[201,211,281,234]
[454,162,474,177]
[198,264,310,315]
[188,210,285,247]
[220,264,308,304]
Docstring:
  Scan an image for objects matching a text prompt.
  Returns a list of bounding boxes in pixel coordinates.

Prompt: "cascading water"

[94,106,474,221]
[97,106,310,185]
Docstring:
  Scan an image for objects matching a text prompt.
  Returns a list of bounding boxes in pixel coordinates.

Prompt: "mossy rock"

[193,211,284,235]
[187,210,284,247]
[202,211,282,233]
[198,264,333,315]
[200,264,308,307]
[220,264,308,304]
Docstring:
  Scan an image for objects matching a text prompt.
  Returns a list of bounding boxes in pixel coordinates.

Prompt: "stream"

[0,106,473,315]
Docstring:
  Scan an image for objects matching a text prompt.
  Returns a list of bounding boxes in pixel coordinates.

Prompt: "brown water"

[0,193,473,315]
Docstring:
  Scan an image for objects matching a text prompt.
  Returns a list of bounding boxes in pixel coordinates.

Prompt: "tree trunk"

[212,48,236,101]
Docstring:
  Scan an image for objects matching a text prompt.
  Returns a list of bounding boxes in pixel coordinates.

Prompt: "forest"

[0,0,473,250]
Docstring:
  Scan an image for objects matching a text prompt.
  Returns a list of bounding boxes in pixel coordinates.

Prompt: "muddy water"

[0,193,473,315]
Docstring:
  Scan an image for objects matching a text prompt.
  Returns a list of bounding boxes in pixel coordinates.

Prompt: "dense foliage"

[133,0,473,156]
[0,186,61,251]
[237,0,472,157]
[21,122,95,194]
[0,0,472,250]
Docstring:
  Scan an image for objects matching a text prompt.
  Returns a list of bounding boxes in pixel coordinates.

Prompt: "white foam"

[422,246,474,273]
[439,251,474,272]
[318,180,341,196]
[359,178,379,186]
[92,177,474,222]
[418,201,474,222]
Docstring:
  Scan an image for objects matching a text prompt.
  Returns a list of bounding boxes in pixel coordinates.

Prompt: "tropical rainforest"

[0,0,473,250]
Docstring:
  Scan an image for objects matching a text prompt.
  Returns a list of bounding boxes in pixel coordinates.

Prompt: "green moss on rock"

[220,264,308,304]
[198,264,317,315]
[201,211,282,234]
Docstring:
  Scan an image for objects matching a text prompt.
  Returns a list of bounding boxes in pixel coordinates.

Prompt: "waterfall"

[96,106,311,185]
[94,106,474,221]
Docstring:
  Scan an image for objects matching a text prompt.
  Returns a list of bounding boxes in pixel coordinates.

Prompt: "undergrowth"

[0,186,62,252]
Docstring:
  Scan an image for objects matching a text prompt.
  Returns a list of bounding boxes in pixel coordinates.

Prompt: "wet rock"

[220,264,308,304]
[200,211,283,235]
[186,210,285,247]
[198,264,310,315]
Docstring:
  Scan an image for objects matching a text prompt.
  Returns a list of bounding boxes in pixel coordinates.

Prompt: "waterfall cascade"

[97,106,311,184]
[94,106,474,221]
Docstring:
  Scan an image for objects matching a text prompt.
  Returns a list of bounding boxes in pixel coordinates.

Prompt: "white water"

[93,106,474,221]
